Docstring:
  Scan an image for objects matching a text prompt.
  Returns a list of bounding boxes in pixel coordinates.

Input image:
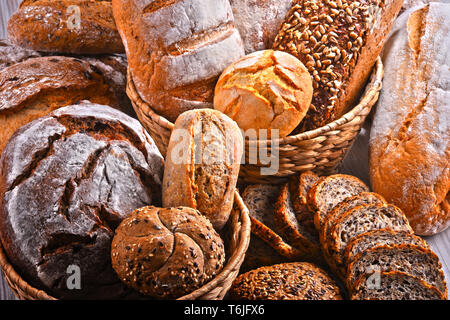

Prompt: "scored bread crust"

[350,271,446,300]
[346,243,448,298]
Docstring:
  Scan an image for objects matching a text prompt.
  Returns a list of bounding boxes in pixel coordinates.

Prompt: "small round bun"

[229,262,342,300]
[111,206,226,299]
[214,49,313,138]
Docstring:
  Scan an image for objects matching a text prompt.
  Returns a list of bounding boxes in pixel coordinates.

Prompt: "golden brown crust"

[8,0,124,54]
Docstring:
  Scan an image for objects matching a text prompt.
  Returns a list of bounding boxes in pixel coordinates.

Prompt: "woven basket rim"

[0,190,250,300]
[126,57,383,147]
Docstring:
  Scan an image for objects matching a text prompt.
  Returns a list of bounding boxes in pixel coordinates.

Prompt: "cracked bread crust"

[0,102,164,299]
[7,0,124,54]
[111,206,225,299]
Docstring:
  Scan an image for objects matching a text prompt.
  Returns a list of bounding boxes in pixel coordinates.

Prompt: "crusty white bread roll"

[369,3,450,236]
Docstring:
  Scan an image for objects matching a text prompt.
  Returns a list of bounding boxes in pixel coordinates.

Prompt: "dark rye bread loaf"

[346,244,447,297]
[0,56,132,155]
[111,206,225,299]
[308,174,369,231]
[8,0,124,54]
[327,203,413,278]
[344,229,429,267]
[351,271,446,300]
[273,0,403,132]
[112,0,245,122]
[0,102,164,299]
[229,262,342,300]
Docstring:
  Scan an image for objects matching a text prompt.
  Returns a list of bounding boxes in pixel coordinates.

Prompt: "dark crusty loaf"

[8,0,124,54]
[346,244,447,297]
[162,109,243,231]
[111,206,225,299]
[112,0,245,122]
[351,271,446,300]
[308,174,369,232]
[229,262,342,300]
[0,39,41,70]
[0,102,164,299]
[344,229,429,267]
[274,183,321,260]
[242,184,303,260]
[327,203,413,278]
[273,0,404,132]
[0,56,132,155]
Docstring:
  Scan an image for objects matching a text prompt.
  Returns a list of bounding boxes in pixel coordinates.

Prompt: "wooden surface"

[0,0,448,300]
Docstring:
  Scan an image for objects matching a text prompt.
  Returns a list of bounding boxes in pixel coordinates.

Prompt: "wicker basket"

[127,57,384,184]
[0,190,251,300]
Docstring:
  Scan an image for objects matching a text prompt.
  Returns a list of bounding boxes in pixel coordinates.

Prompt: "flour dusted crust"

[0,39,41,71]
[369,3,450,235]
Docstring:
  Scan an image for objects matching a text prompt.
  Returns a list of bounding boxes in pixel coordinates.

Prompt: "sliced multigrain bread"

[308,174,369,232]
[274,183,321,260]
[344,229,429,267]
[327,203,413,278]
[229,262,343,300]
[289,171,320,234]
[351,271,446,300]
[346,244,448,298]
[242,184,303,260]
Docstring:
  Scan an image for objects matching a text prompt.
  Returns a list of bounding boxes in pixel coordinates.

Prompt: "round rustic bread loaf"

[0,102,164,299]
[214,49,313,138]
[111,206,225,299]
[229,262,342,300]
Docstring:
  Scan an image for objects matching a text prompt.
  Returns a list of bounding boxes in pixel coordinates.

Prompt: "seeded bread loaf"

[8,0,124,54]
[162,109,243,231]
[327,203,413,278]
[308,174,369,231]
[0,102,164,299]
[113,0,245,122]
[351,271,446,300]
[0,56,130,155]
[344,229,429,267]
[111,206,225,299]
[229,0,294,54]
[273,0,403,132]
[229,262,342,300]
[346,244,447,297]
[369,3,450,236]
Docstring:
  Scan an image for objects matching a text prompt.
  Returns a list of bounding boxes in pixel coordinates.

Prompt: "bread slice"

[308,174,369,232]
[351,271,446,300]
[344,229,429,267]
[327,203,413,278]
[242,184,303,260]
[274,183,321,260]
[289,171,320,235]
[346,244,447,298]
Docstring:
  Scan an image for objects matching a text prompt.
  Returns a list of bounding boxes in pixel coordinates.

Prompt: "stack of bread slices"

[242,173,448,300]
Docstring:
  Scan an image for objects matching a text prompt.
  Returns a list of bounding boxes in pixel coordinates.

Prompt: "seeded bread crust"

[111,206,225,299]
[351,271,446,300]
[229,262,342,300]
[346,244,448,297]
[8,0,124,54]
[273,0,403,132]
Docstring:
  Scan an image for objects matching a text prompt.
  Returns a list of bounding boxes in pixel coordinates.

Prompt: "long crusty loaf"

[273,0,403,132]
[8,0,124,54]
[112,0,245,122]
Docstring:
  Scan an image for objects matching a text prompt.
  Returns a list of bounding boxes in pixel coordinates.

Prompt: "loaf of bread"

[7,0,124,54]
[112,0,245,122]
[229,0,294,54]
[0,56,131,155]
[214,49,313,138]
[229,262,342,300]
[273,0,404,132]
[0,102,164,299]
[162,109,243,230]
[369,3,449,236]
[111,206,225,299]
[0,39,41,70]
